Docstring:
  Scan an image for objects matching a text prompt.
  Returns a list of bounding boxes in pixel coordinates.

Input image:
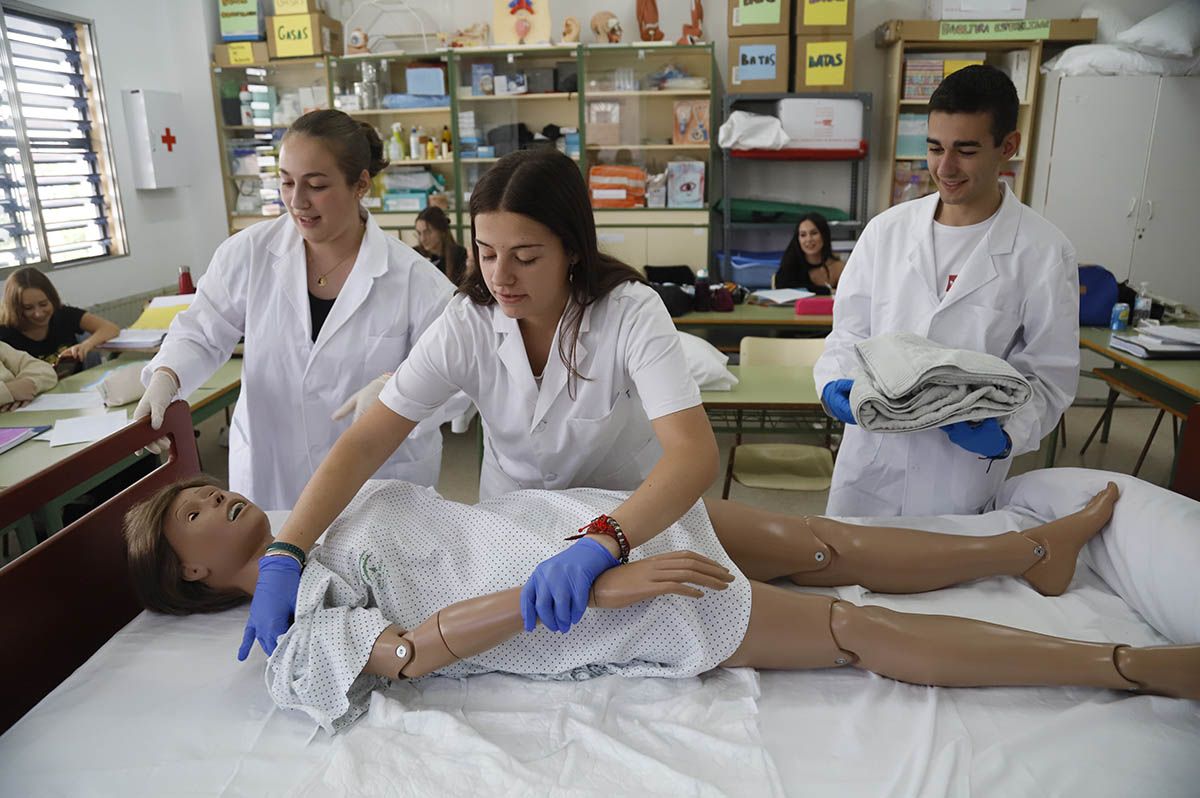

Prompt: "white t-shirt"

[932,208,999,298]
[379,281,702,497]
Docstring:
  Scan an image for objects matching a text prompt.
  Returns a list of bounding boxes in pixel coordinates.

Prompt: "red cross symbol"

[161,128,177,152]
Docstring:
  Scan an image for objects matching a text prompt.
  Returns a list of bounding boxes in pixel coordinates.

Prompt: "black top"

[773,257,837,296]
[308,292,336,342]
[0,304,87,363]
[425,243,469,286]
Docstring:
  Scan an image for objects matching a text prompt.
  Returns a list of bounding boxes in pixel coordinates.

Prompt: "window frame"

[0,0,128,275]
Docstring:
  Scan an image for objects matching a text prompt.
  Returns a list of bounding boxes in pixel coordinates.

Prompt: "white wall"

[28,0,226,307]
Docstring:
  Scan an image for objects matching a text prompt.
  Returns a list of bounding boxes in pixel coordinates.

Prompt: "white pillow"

[676,331,739,391]
[1041,43,1200,76]
[1116,0,1200,58]
[996,467,1200,644]
[1081,3,1135,44]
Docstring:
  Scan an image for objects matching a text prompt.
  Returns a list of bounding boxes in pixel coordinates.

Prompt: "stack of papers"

[47,411,129,447]
[12,391,104,412]
[102,293,196,349]
[1111,326,1200,359]
[103,329,167,350]
[746,288,815,306]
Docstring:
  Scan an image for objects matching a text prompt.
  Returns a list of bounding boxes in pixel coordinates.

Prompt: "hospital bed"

[1,405,1197,797]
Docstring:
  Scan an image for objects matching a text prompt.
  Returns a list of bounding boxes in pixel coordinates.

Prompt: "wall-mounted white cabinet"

[1030,75,1200,311]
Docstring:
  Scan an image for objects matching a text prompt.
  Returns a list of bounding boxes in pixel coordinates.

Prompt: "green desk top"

[1080,327,1200,402]
[675,305,832,328]
[701,365,820,409]
[0,356,243,490]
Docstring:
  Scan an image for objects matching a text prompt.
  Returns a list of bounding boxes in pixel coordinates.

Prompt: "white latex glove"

[332,373,390,422]
[132,368,180,454]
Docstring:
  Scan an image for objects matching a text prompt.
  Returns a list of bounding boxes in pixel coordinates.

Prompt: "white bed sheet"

[2,509,1198,797]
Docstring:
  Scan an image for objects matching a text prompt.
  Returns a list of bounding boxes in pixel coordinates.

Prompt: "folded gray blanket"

[849,333,1031,432]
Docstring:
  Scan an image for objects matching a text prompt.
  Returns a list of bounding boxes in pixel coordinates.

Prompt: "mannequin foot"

[1114,644,1200,700]
[1021,482,1119,596]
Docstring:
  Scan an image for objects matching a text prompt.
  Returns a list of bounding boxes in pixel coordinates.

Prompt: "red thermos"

[178,265,195,294]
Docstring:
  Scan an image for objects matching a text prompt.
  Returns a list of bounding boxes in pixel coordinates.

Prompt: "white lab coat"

[379,282,702,499]
[145,213,454,510]
[814,183,1079,517]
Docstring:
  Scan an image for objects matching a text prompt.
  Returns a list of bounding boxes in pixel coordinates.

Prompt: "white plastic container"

[775,98,863,149]
[926,0,1027,20]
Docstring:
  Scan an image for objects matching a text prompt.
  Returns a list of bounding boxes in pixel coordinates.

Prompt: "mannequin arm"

[363,551,733,680]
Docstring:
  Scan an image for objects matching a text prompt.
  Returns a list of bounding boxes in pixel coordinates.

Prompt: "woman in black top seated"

[415,206,468,286]
[773,212,845,295]
[0,267,119,375]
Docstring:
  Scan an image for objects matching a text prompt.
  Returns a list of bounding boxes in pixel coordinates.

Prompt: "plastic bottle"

[693,268,711,312]
[177,265,195,295]
[1132,281,1152,327]
[389,122,405,161]
[441,125,452,158]
[899,174,923,203]
[409,125,422,160]
[426,138,437,160]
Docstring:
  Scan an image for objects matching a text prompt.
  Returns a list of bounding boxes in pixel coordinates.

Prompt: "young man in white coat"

[814,65,1079,517]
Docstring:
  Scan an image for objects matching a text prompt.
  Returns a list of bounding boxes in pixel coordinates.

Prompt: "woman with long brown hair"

[239,148,720,660]
[414,206,468,285]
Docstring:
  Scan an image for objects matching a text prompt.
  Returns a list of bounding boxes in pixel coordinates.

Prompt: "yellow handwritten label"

[227,42,255,65]
[804,40,847,86]
[804,0,849,27]
[273,0,312,14]
[275,14,315,58]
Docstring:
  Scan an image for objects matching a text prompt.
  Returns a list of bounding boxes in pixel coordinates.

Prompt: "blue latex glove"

[821,379,856,425]
[238,555,302,660]
[941,418,1011,459]
[520,537,620,633]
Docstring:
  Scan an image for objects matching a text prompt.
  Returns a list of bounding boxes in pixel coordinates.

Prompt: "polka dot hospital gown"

[266,480,752,733]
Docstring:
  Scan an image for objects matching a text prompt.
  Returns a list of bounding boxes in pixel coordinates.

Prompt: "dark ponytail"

[284,109,389,184]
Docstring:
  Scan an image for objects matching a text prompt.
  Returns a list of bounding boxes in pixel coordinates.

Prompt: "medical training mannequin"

[236,147,722,659]
[773,213,844,295]
[814,65,1079,518]
[124,477,1199,734]
[133,110,454,512]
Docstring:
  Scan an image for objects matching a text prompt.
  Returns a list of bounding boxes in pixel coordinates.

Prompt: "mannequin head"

[280,110,384,247]
[124,476,271,615]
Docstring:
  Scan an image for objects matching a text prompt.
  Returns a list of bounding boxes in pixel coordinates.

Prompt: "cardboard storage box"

[775,97,863,148]
[273,0,321,13]
[220,0,265,42]
[793,35,853,92]
[268,12,342,58]
[796,0,854,35]
[729,35,790,94]
[727,0,792,38]
[926,0,1026,20]
[214,41,270,66]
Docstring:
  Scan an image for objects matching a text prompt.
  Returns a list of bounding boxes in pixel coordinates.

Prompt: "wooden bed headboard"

[0,401,201,734]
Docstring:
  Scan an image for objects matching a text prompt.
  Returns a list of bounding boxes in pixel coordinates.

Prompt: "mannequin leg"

[704,483,1118,595]
[722,582,1200,699]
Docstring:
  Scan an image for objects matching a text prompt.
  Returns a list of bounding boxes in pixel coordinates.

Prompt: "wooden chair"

[0,401,201,734]
[1079,367,1191,477]
[721,337,832,499]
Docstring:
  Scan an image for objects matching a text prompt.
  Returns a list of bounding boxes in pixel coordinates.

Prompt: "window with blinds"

[0,5,125,270]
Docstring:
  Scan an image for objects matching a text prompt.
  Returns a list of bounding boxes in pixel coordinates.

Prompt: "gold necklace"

[312,250,355,287]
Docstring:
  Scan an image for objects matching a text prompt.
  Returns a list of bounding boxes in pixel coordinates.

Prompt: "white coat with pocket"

[144,213,454,510]
[814,183,1080,517]
[380,282,702,500]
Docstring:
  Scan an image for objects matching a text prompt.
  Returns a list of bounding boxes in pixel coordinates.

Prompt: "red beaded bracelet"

[565,514,630,563]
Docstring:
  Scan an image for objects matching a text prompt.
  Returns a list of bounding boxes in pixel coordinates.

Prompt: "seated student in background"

[415,206,468,286]
[0,267,119,375]
[773,212,845,295]
[0,340,56,411]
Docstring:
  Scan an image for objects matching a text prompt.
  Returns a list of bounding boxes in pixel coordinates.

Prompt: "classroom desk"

[701,365,826,438]
[0,356,243,538]
[675,305,833,330]
[1078,326,1200,486]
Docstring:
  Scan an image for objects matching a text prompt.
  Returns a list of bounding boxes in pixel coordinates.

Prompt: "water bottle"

[899,174,923,203]
[177,265,195,295]
[693,268,711,312]
[1132,281,1152,327]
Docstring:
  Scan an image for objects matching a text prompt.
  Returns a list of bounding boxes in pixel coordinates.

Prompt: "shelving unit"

[207,43,717,271]
[875,18,1095,206]
[716,92,871,283]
